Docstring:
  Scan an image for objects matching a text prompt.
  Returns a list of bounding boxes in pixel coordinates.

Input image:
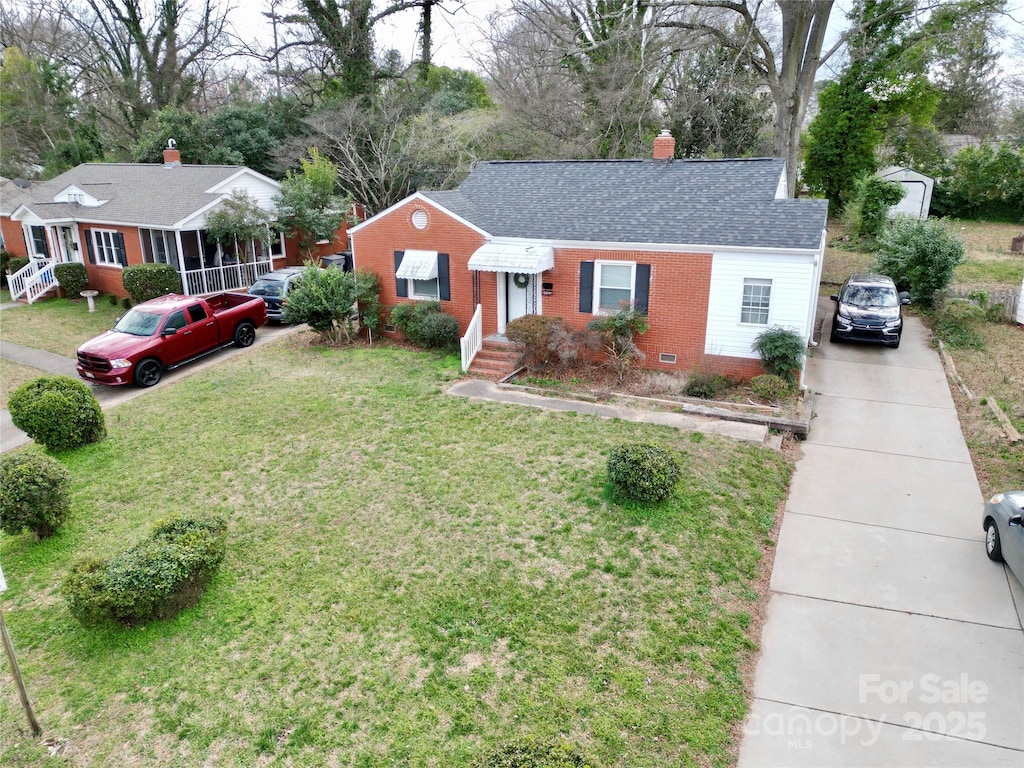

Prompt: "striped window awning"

[395,249,438,280]
[467,243,554,274]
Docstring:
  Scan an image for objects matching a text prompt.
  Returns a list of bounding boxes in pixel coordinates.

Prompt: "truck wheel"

[134,358,163,387]
[234,322,256,347]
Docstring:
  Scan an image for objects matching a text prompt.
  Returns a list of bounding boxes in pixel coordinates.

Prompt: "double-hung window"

[92,230,124,266]
[594,261,636,312]
[741,278,772,325]
[28,226,50,257]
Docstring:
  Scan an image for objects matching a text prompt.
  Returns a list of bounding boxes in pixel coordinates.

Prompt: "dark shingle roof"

[2,163,252,226]
[421,159,828,250]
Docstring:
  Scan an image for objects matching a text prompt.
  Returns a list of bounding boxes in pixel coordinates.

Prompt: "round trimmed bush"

[750,373,791,403]
[607,443,682,503]
[418,310,460,349]
[8,375,106,452]
[476,738,597,767]
[8,256,30,275]
[54,262,88,297]
[0,451,72,539]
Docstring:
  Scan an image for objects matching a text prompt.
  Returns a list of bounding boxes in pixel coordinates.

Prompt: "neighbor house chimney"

[653,129,675,161]
[163,138,181,168]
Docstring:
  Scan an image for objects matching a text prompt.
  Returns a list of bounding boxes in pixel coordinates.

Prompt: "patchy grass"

[0,297,123,358]
[0,358,44,409]
[0,338,792,767]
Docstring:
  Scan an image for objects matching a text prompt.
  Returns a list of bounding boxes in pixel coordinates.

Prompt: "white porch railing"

[460,303,483,372]
[8,258,58,304]
[181,257,274,296]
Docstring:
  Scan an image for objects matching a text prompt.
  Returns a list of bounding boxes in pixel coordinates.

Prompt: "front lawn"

[0,338,791,767]
[0,297,123,358]
[0,358,44,409]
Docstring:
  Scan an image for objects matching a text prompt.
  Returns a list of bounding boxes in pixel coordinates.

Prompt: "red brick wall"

[283,223,352,267]
[78,224,145,298]
[351,199,489,334]
[346,200,771,379]
[1,217,27,257]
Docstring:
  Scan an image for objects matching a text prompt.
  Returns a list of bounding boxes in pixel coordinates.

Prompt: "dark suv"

[830,274,910,348]
[247,267,305,323]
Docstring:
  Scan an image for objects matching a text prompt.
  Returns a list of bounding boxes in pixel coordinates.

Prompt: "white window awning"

[395,249,438,280]
[468,243,554,274]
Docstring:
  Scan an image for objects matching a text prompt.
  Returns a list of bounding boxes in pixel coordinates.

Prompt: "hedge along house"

[0,143,352,303]
[349,132,829,381]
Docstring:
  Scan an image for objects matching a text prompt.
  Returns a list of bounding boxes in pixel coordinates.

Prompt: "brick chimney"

[163,138,181,168]
[653,129,675,161]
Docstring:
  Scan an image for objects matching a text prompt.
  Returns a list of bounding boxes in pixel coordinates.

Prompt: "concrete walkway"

[739,313,1024,767]
[447,379,769,443]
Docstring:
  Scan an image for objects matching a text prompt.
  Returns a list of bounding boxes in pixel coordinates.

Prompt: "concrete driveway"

[739,312,1024,767]
[0,321,297,452]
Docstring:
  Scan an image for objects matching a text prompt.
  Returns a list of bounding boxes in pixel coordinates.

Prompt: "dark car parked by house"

[247,267,305,323]
[830,273,910,348]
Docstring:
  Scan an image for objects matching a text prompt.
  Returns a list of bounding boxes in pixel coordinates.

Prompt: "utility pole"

[0,565,42,737]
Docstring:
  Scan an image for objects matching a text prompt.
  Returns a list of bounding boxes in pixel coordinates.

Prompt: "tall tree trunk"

[772,0,833,197]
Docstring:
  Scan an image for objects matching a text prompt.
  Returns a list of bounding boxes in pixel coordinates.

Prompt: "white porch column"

[174,231,188,294]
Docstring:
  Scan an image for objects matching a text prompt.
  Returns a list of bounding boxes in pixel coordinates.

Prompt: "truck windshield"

[114,309,163,336]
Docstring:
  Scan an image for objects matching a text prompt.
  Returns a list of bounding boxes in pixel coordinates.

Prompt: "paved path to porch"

[447,379,770,443]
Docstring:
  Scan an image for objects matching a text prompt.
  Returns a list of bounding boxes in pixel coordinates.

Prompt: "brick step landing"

[468,340,520,380]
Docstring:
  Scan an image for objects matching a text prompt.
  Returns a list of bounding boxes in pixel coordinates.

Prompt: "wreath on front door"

[512,272,530,289]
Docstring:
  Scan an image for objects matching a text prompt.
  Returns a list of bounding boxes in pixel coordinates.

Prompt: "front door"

[506,272,535,324]
[59,226,80,263]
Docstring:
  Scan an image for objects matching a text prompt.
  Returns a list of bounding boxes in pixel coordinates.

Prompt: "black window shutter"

[114,232,128,267]
[579,261,594,313]
[634,264,651,314]
[437,253,450,301]
[84,229,96,264]
[394,250,407,298]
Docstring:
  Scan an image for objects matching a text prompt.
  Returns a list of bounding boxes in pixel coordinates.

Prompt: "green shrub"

[506,314,564,369]
[607,443,682,503]
[476,738,598,768]
[418,310,460,349]
[843,173,905,240]
[751,326,806,386]
[54,262,89,296]
[0,452,72,539]
[389,301,459,349]
[587,307,649,383]
[282,263,371,345]
[8,375,106,452]
[750,373,792,403]
[8,256,30,275]
[121,263,181,303]
[683,369,731,399]
[506,315,596,371]
[62,514,227,626]
[873,217,965,305]
[0,249,10,286]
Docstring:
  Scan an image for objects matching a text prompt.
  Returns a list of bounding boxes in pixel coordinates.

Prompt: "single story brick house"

[0,144,352,302]
[349,132,829,380]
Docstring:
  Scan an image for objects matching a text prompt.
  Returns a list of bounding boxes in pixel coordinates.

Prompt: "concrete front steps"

[468,339,520,380]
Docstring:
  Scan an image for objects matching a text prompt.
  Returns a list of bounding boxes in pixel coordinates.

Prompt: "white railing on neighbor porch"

[8,258,58,304]
[182,257,273,296]
[461,303,483,372]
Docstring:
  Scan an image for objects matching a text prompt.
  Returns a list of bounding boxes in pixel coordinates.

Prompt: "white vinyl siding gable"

[704,252,815,359]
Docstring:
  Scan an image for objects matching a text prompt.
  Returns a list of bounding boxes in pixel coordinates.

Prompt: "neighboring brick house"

[349,132,829,380]
[1,144,352,302]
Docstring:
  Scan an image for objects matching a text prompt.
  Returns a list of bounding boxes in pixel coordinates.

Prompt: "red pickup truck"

[76,293,267,387]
